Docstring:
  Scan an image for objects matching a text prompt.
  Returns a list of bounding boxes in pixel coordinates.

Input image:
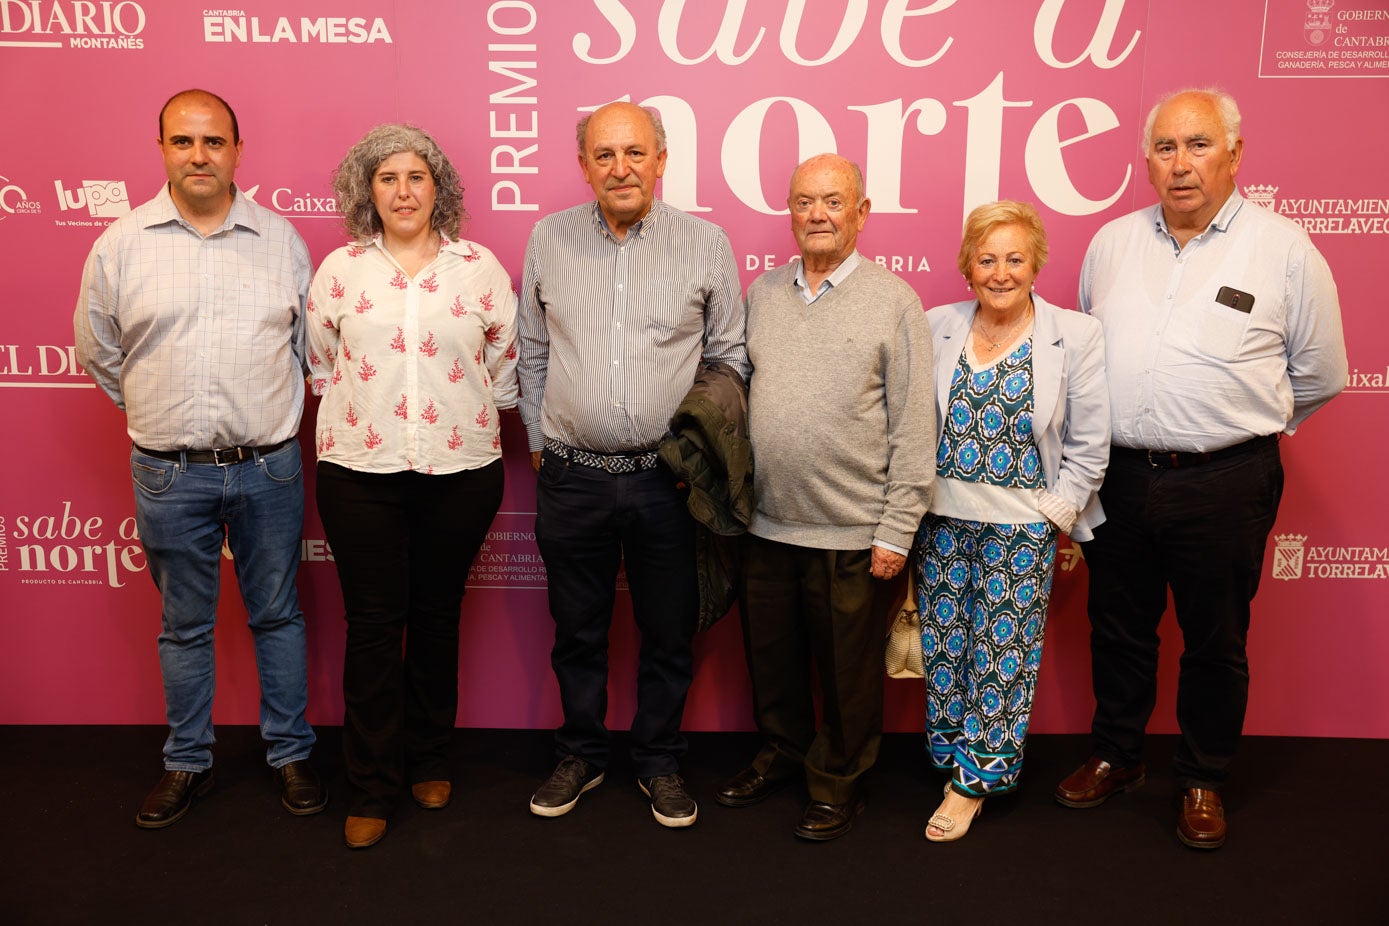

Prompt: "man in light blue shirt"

[1054,88,1346,850]
[75,89,324,829]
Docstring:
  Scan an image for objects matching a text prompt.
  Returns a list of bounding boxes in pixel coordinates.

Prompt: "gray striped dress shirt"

[518,200,747,453]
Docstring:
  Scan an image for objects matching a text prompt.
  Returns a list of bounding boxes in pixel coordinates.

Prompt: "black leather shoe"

[716,766,789,808]
[275,760,327,815]
[135,769,213,829]
[794,790,866,842]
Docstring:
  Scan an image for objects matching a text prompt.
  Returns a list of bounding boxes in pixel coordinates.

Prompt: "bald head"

[790,154,865,205]
[160,89,239,144]
[576,102,666,158]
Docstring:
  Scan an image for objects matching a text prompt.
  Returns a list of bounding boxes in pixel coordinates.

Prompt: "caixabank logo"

[202,8,392,44]
[1273,533,1389,581]
[0,0,147,50]
[240,183,338,220]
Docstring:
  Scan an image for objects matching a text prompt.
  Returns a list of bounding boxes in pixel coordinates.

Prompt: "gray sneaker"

[638,774,698,828]
[529,756,604,817]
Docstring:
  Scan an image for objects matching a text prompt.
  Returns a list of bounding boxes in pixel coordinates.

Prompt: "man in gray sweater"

[716,153,935,840]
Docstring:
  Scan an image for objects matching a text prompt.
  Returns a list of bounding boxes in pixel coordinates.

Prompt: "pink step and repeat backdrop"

[1,1,1386,737]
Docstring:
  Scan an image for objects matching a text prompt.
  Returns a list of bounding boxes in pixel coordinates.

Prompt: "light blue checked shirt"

[74,184,311,450]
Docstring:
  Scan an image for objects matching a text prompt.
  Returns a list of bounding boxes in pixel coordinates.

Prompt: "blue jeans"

[131,441,316,771]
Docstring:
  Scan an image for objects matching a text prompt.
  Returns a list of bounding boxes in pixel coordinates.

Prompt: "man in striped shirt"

[518,101,747,828]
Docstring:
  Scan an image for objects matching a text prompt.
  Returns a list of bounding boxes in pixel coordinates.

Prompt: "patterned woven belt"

[543,438,661,474]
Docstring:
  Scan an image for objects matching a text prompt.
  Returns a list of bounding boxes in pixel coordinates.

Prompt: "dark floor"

[3,727,1384,925]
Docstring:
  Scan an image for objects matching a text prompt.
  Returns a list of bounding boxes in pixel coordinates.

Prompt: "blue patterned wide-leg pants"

[914,515,1057,796]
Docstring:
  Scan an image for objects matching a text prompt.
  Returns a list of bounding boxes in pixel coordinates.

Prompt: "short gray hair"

[575,105,668,157]
[1141,88,1241,157]
[331,124,467,242]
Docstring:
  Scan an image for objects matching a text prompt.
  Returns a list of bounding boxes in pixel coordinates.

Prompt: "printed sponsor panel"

[0,0,1384,734]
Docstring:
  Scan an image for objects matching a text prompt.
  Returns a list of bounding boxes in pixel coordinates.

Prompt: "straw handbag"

[885,574,923,679]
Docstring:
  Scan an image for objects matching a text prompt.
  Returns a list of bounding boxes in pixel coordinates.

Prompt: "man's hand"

[871,547,906,580]
[531,450,542,472]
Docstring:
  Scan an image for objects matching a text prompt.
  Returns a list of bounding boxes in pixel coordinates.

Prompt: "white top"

[1079,193,1346,452]
[307,235,518,474]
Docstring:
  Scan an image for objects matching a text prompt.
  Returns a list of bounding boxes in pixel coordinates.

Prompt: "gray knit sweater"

[745,258,936,551]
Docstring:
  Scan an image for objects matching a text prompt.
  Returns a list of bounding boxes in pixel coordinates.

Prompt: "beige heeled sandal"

[926,782,983,842]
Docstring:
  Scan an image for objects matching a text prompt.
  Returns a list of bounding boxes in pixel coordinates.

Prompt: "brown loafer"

[794,791,866,842]
[1177,788,1226,850]
[411,780,452,810]
[345,815,387,849]
[715,766,789,808]
[1054,756,1146,808]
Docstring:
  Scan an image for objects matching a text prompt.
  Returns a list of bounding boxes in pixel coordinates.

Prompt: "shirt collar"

[589,198,661,240]
[793,250,863,303]
[143,183,263,236]
[1152,191,1244,248]
[366,232,476,261]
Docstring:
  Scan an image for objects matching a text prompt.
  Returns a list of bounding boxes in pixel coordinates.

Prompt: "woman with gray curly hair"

[306,124,518,849]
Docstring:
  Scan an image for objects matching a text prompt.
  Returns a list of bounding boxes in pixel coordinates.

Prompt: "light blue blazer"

[926,292,1110,541]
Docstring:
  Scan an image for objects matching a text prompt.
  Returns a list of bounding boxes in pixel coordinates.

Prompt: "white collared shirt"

[793,250,863,304]
[1080,193,1346,452]
[307,235,518,474]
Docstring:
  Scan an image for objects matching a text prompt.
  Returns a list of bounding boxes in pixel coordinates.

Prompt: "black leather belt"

[135,438,293,466]
[543,438,660,474]
[1113,433,1277,470]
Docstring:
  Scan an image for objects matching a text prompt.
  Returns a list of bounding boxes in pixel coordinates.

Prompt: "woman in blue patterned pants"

[913,201,1110,842]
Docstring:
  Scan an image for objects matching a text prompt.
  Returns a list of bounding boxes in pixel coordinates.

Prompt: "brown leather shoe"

[794,791,866,842]
[345,816,387,849]
[411,780,452,810]
[715,766,789,808]
[1054,756,1146,808]
[1177,788,1226,850]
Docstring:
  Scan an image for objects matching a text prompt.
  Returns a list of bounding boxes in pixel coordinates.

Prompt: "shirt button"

[617,284,624,290]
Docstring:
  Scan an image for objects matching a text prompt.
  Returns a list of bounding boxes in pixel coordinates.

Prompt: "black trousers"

[534,449,699,778]
[739,534,901,804]
[316,460,503,818]
[1082,439,1283,789]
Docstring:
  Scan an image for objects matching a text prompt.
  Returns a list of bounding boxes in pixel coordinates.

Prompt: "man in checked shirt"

[518,101,747,828]
[74,89,325,829]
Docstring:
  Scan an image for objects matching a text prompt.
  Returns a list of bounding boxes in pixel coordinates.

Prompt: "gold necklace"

[973,305,1032,351]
